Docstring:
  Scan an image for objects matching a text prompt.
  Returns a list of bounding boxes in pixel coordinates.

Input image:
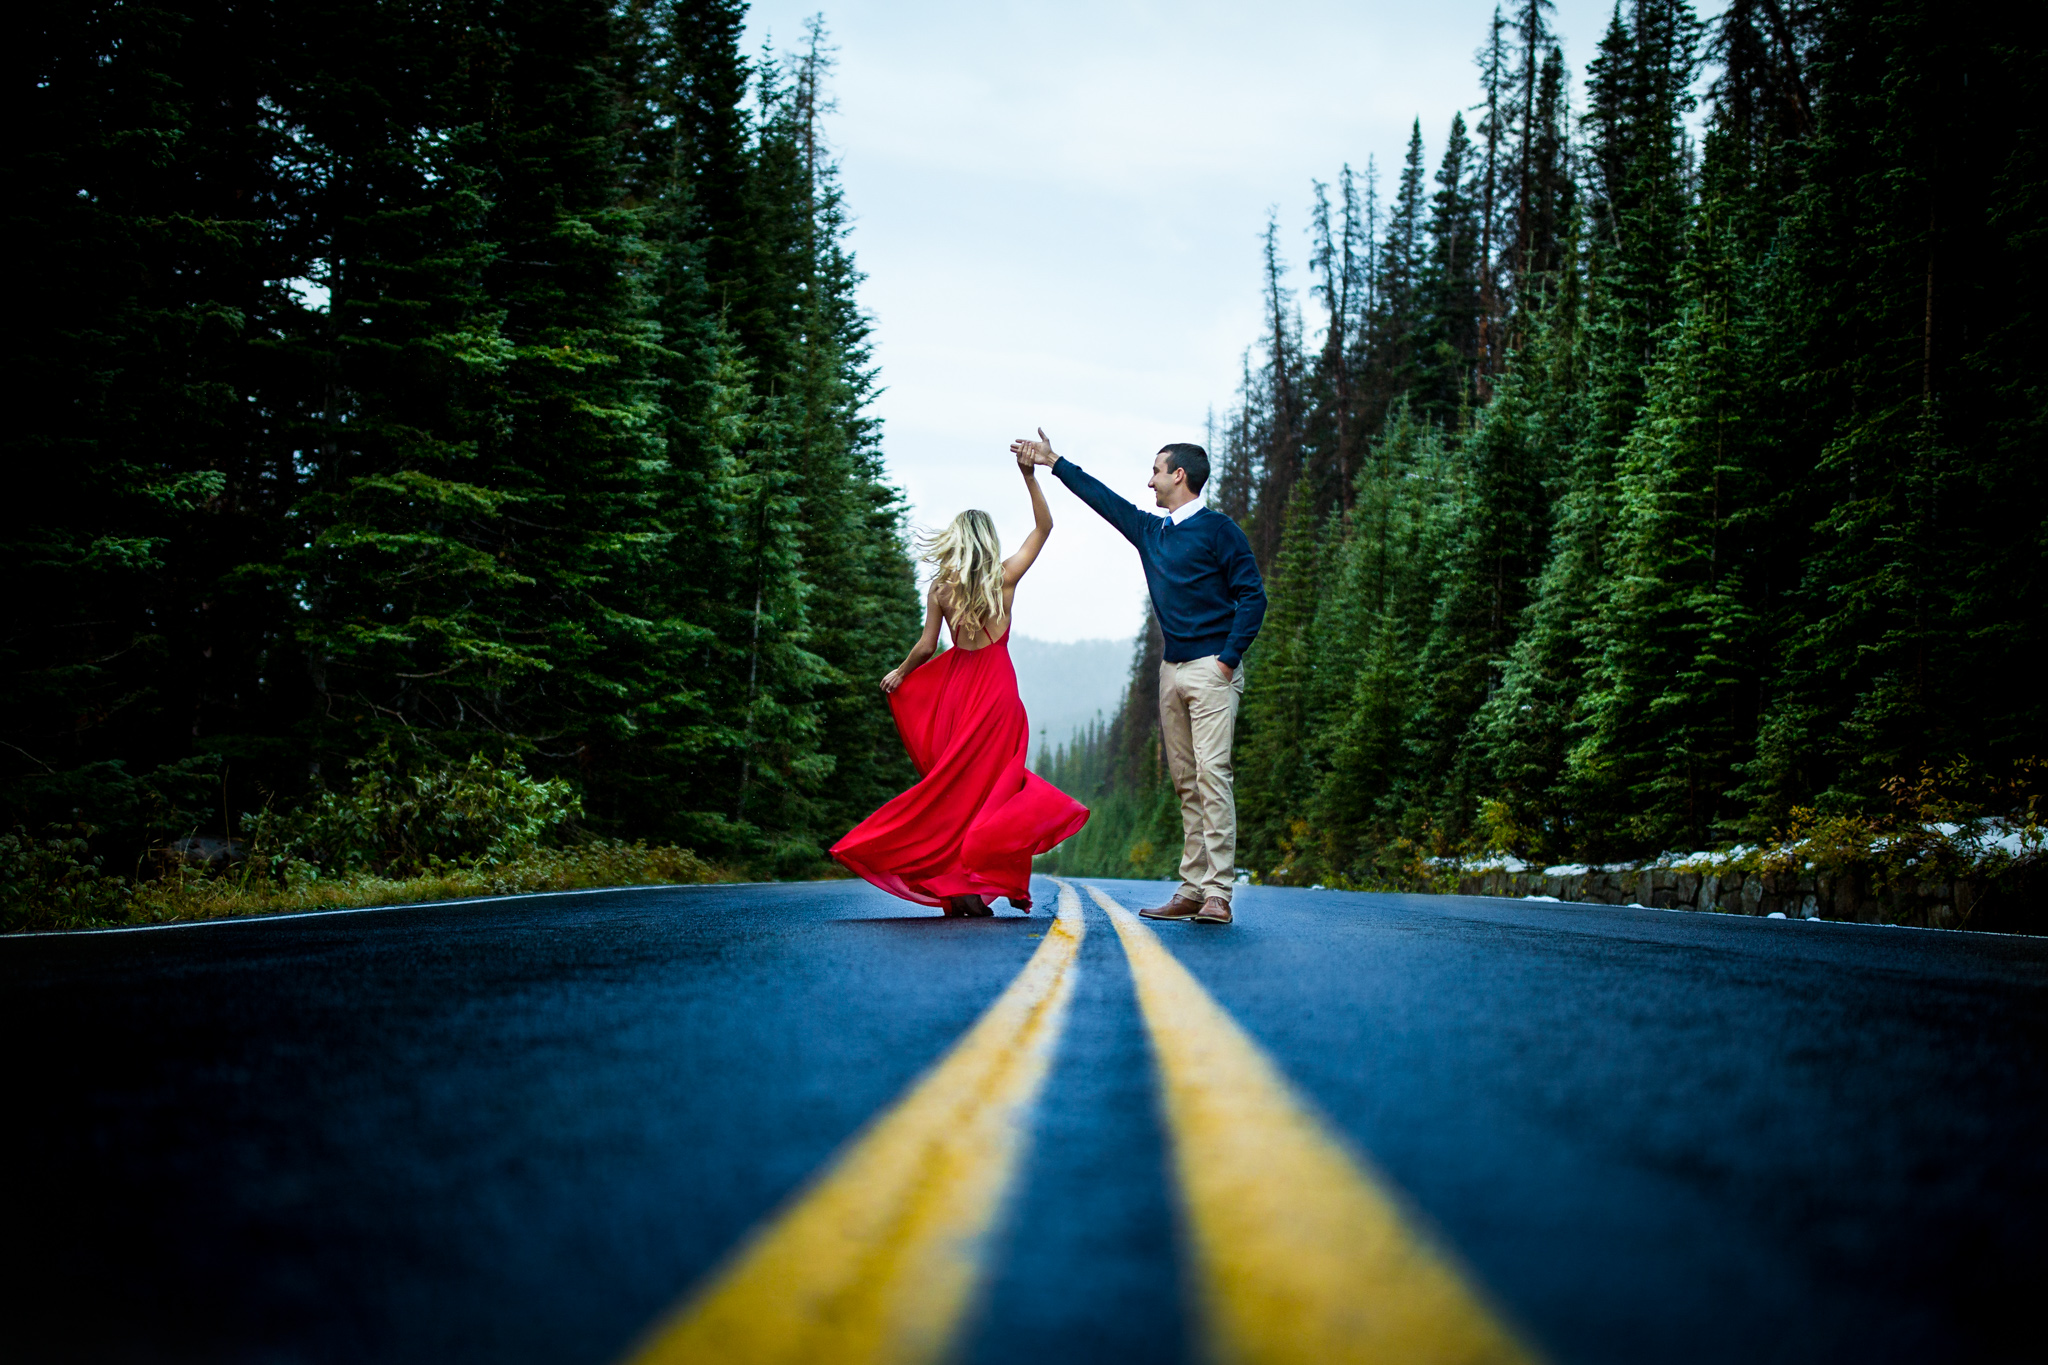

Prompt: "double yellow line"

[624,880,1538,1365]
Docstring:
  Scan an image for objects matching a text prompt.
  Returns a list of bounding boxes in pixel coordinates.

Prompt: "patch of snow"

[1543,864,1591,877]
[1986,828,2033,857]
[1665,845,1765,869]
[1522,894,1560,902]
[1931,822,1962,837]
[1309,883,1326,891]
[1766,911,1787,919]
[1624,902,1649,909]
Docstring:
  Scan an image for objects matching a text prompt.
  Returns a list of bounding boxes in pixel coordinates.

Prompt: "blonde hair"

[917,510,1005,636]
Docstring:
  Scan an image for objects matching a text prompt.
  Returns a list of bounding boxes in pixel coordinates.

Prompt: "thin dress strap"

[948,611,1007,652]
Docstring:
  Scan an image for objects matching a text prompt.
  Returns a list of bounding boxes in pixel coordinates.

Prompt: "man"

[1009,428,1266,925]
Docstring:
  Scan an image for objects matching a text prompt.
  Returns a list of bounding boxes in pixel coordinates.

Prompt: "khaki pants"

[1159,656,1245,904]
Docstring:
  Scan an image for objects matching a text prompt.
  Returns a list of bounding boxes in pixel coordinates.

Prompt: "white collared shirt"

[1168,499,1206,526]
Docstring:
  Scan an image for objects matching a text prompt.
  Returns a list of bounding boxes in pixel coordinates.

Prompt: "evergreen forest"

[11,0,919,912]
[1039,0,2047,887]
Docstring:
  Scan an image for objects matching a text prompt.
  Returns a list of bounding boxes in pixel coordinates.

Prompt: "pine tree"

[1304,167,1372,512]
[1572,133,1766,852]
[1473,7,1512,391]
[1742,0,2048,821]
[288,0,523,785]
[9,0,315,857]
[608,0,753,844]
[1365,123,1430,430]
[1311,406,1458,876]
[433,0,666,811]
[1470,241,1593,859]
[1580,0,1704,426]
[1504,0,1573,330]
[1414,112,1485,424]
[1526,0,1704,846]
[1403,332,1554,843]
[740,25,919,858]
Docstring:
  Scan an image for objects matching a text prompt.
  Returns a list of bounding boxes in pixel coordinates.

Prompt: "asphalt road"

[4,879,2043,1363]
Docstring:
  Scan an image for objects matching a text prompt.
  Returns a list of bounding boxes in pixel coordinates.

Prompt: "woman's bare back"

[935,581,1013,650]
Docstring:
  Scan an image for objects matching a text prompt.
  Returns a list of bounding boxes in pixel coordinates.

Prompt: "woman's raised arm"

[1002,457,1054,587]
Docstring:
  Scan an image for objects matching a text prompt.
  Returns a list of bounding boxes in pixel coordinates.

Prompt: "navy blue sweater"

[1052,457,1267,668]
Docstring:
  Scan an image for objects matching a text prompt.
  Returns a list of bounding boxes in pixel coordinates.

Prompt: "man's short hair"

[1159,443,1210,495]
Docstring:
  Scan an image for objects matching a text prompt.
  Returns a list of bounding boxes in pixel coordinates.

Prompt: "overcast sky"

[741,0,1697,644]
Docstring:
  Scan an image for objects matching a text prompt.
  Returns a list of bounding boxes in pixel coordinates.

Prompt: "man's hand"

[1217,659,1234,683]
[1008,427,1058,467]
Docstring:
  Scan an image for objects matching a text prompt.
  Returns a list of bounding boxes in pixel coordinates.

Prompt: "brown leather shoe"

[1140,895,1204,921]
[1192,896,1233,924]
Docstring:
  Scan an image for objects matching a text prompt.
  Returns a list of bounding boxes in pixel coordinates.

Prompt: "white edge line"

[4,880,774,941]
[1442,887,2034,940]
[1078,877,2034,942]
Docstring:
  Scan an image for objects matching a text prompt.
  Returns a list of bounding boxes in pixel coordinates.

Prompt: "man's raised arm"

[1009,428,1149,545]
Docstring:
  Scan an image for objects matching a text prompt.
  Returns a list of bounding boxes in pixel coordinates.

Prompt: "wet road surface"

[4,878,2043,1363]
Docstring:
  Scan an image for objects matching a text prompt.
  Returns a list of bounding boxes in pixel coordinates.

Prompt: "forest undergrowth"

[2,747,731,934]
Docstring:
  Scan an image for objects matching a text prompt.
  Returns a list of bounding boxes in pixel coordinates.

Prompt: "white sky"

[743,0,1696,643]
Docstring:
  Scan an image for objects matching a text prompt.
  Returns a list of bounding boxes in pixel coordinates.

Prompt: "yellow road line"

[1085,883,1540,1365]
[622,883,1084,1365]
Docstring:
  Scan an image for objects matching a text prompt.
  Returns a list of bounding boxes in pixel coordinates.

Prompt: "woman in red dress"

[831,453,1089,915]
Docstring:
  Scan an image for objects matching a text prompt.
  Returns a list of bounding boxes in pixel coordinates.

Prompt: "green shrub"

[0,825,136,933]
[3,749,729,933]
[245,744,582,880]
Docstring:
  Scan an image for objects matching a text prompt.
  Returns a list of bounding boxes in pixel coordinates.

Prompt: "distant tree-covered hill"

[1010,636,1131,757]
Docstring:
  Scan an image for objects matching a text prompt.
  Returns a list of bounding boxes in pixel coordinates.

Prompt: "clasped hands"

[1000,425,1233,685]
[1009,427,1058,471]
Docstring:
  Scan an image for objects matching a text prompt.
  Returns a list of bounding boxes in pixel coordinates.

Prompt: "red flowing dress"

[832,624,1089,908]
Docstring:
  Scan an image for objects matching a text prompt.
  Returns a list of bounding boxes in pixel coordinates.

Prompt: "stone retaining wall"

[1449,865,1999,930]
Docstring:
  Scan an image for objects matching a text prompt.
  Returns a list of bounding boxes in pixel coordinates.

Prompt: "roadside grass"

[2,749,751,935]
[4,841,730,935]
